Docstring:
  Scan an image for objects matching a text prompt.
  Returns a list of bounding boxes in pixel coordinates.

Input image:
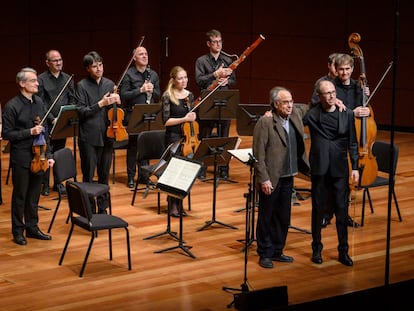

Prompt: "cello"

[348,33,378,188]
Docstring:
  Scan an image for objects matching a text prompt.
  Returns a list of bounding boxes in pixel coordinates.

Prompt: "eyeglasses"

[25,78,38,83]
[210,40,222,45]
[320,90,336,96]
[48,59,62,63]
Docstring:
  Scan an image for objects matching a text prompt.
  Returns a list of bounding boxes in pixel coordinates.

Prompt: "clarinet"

[145,65,151,104]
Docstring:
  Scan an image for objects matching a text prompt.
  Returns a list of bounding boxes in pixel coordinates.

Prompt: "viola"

[107,88,128,141]
[348,32,378,189]
[181,97,200,158]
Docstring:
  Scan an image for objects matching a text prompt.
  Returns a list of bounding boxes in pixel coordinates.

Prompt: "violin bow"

[40,74,74,125]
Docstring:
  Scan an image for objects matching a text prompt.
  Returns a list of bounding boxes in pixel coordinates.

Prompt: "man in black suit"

[303,80,359,267]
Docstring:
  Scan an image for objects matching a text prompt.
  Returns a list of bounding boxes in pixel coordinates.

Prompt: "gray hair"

[16,67,37,83]
[269,86,289,106]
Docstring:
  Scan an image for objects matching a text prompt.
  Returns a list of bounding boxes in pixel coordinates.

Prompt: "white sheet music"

[228,148,253,164]
[157,157,201,193]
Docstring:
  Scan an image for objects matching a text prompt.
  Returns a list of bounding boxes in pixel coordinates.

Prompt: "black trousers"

[11,165,43,236]
[311,174,349,253]
[79,140,113,185]
[256,176,293,258]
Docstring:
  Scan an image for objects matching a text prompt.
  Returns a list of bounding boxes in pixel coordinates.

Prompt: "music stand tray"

[197,89,239,121]
[236,103,269,136]
[193,136,239,231]
[127,103,164,134]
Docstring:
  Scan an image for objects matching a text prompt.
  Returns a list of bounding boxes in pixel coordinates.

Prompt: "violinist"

[195,29,236,180]
[76,51,119,186]
[2,67,54,245]
[119,46,161,188]
[162,66,197,217]
[38,49,75,196]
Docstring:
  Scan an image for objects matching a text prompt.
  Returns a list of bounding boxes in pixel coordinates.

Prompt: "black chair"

[131,130,166,211]
[112,139,129,184]
[59,181,131,277]
[361,141,402,226]
[47,148,112,233]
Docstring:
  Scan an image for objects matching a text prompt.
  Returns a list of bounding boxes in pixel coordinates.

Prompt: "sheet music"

[157,157,201,193]
[228,148,253,164]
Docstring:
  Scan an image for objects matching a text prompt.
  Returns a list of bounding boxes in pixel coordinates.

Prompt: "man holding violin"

[76,51,120,187]
[3,67,54,245]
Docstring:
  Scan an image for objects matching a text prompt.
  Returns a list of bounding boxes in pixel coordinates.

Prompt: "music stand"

[198,89,239,137]
[236,103,269,136]
[126,103,164,134]
[50,105,79,170]
[154,155,202,258]
[193,136,239,231]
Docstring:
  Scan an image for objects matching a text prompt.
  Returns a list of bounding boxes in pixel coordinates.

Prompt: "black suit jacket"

[303,104,358,177]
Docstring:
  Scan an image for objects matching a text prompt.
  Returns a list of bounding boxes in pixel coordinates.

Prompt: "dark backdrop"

[0,0,412,130]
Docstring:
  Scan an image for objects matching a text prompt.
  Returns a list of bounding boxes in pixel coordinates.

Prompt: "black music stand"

[153,155,201,258]
[50,105,79,170]
[126,103,164,134]
[236,103,269,136]
[198,90,239,135]
[193,136,239,231]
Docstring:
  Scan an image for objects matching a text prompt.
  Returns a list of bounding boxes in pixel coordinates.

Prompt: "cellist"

[161,66,197,217]
[2,67,54,245]
[331,53,372,228]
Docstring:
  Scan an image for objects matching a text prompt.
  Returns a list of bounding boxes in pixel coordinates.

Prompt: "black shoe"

[272,253,294,263]
[259,257,274,268]
[127,177,135,188]
[311,250,323,264]
[321,217,331,228]
[41,185,50,196]
[26,229,52,240]
[13,235,27,245]
[347,216,360,228]
[338,252,353,266]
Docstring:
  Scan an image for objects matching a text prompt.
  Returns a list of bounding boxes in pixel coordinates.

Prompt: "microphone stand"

[222,153,256,308]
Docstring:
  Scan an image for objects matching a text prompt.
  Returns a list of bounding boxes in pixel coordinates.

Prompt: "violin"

[181,97,200,158]
[348,32,378,188]
[31,75,74,174]
[107,88,128,141]
[107,36,145,141]
[31,116,49,174]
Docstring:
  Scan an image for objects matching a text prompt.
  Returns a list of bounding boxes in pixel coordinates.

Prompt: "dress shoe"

[127,177,134,188]
[347,216,360,228]
[259,257,274,269]
[13,235,27,245]
[338,252,353,266]
[198,166,206,180]
[321,217,331,228]
[311,250,323,264]
[219,166,229,179]
[26,229,52,240]
[272,253,294,263]
[41,184,50,196]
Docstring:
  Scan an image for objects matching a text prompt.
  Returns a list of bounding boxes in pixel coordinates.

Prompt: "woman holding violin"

[76,51,120,186]
[2,67,54,245]
[162,66,197,217]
